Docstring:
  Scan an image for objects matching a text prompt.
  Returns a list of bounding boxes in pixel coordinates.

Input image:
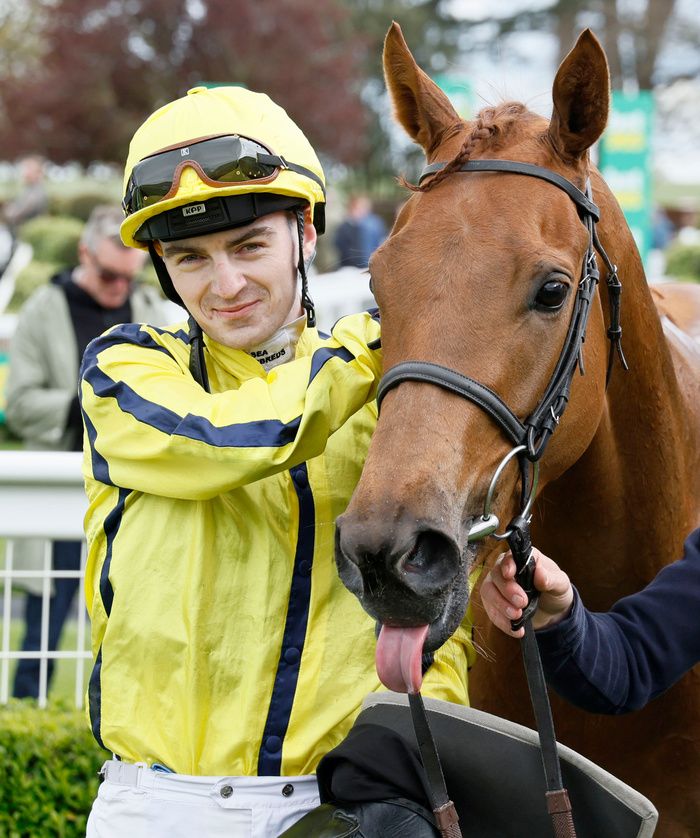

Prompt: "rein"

[377,159,630,837]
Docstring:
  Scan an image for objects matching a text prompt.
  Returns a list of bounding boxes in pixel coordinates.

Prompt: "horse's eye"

[534,280,569,310]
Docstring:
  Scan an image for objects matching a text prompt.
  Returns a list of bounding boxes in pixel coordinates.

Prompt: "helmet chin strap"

[147,242,186,308]
[294,208,316,327]
[187,316,210,393]
[145,242,210,392]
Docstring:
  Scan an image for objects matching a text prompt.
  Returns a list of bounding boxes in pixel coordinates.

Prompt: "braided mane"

[402,102,538,192]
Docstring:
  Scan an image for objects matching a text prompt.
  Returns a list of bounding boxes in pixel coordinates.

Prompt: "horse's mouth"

[373,574,472,692]
[339,534,475,618]
[335,518,482,691]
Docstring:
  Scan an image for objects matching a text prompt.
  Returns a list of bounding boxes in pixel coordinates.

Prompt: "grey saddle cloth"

[355,693,658,838]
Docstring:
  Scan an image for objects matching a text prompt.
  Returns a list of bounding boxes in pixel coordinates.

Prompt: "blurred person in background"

[79,84,462,838]
[334,193,387,269]
[5,204,167,700]
[0,155,49,234]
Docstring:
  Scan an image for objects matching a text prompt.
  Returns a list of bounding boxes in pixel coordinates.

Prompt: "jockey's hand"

[481,548,574,638]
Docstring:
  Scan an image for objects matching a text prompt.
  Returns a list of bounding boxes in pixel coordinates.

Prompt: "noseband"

[376,159,629,542]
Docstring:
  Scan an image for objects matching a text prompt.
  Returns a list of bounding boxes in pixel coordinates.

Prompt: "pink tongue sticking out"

[376,624,430,693]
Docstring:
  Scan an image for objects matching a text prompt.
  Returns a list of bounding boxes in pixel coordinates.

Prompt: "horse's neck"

[534,188,698,606]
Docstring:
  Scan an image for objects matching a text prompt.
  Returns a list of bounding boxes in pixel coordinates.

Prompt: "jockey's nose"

[210,258,247,297]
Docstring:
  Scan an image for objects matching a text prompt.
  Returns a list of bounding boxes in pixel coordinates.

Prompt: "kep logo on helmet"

[182,204,206,217]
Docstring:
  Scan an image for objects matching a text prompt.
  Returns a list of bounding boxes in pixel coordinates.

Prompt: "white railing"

[0,451,88,708]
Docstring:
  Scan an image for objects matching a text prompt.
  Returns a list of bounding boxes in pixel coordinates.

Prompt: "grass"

[3,617,91,706]
[0,426,22,450]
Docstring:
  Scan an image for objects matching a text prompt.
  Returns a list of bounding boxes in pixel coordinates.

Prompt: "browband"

[419,160,599,221]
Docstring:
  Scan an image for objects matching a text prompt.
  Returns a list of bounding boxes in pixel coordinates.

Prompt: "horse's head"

[336,24,615,687]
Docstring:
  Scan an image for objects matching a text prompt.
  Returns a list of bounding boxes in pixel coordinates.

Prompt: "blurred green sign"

[433,75,474,119]
[598,91,654,265]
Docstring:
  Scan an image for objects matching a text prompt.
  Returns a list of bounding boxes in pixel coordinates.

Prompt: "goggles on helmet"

[122,133,325,216]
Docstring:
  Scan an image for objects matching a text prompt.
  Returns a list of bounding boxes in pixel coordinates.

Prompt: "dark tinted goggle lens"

[125,135,278,213]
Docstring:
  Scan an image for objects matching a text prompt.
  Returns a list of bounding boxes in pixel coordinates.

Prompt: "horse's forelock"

[404,101,544,194]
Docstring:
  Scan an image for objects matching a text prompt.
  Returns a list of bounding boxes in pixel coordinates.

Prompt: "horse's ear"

[383,21,461,154]
[548,29,610,161]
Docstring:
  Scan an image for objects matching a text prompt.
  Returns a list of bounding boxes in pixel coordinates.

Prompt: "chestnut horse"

[336,24,700,836]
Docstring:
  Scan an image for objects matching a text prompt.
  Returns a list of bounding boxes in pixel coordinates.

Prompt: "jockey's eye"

[534,279,569,311]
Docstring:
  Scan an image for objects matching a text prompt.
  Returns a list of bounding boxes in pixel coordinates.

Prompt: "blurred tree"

[0,0,368,166]
[185,0,368,166]
[337,0,465,191]
[460,0,695,91]
[0,0,49,81]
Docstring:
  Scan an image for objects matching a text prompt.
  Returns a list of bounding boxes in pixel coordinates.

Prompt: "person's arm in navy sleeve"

[481,528,700,714]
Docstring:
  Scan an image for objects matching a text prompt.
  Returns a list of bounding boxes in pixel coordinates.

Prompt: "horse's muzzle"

[334,514,467,634]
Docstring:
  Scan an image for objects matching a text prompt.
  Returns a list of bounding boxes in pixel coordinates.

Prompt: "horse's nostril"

[403,542,430,572]
[397,530,460,592]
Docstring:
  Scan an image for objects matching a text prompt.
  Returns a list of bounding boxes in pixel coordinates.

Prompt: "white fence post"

[0,451,89,707]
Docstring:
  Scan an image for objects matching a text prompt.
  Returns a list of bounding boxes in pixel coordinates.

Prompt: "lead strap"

[408,692,463,838]
[508,516,577,838]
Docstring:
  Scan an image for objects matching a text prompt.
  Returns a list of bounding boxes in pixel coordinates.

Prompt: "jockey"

[80,85,474,838]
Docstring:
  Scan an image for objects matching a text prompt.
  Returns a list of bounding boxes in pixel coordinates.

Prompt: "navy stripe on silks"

[89,487,130,752]
[80,322,187,380]
[257,462,315,775]
[308,345,354,383]
[83,365,303,449]
[82,409,112,486]
[88,646,107,750]
[99,487,130,616]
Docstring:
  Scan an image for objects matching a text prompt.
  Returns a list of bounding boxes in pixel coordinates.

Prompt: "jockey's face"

[160,212,316,349]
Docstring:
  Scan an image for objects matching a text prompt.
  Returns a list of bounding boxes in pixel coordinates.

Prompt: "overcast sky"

[442,0,700,182]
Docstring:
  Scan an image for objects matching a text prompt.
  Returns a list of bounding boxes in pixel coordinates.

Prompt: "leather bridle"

[375,159,630,838]
[377,159,628,543]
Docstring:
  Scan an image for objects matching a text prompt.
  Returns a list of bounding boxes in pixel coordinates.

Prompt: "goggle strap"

[256,154,326,195]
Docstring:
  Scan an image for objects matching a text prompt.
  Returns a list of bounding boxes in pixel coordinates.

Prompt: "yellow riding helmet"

[121,85,326,249]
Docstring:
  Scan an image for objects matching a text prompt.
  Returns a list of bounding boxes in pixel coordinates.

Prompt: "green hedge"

[18,216,83,266]
[665,242,700,283]
[7,261,61,313]
[50,193,114,224]
[0,701,105,837]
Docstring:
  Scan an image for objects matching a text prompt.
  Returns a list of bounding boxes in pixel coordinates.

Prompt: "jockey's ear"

[548,29,611,162]
[383,21,462,155]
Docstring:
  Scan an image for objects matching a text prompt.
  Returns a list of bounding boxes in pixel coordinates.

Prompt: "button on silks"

[283,647,300,664]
